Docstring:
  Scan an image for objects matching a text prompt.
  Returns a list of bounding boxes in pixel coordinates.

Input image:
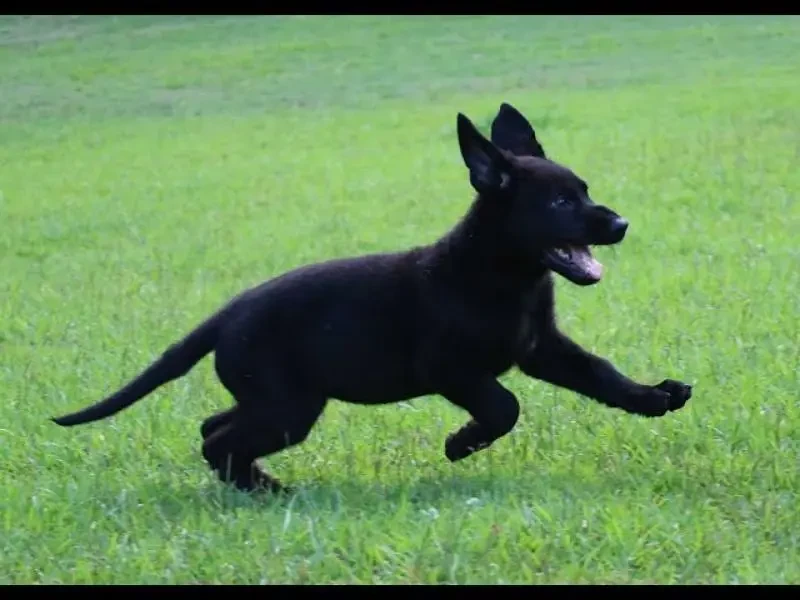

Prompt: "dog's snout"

[586,207,629,245]
[610,216,628,238]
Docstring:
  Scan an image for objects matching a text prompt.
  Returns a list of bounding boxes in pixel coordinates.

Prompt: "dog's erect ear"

[490,102,546,159]
[457,112,512,194]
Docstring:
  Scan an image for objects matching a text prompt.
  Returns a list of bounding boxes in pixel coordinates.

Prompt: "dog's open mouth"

[543,245,603,286]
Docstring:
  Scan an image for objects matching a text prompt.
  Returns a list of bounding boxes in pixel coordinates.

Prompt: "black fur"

[52,103,692,494]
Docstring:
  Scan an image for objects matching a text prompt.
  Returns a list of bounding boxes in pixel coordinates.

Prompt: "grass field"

[1,15,799,584]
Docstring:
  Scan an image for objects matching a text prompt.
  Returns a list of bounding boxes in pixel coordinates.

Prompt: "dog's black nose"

[610,216,628,239]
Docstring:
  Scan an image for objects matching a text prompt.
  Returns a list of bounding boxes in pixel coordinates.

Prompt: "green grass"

[1,15,799,584]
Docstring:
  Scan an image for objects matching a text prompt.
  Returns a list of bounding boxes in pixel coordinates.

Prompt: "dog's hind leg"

[201,417,275,493]
[201,355,327,493]
[201,392,326,493]
[442,378,520,462]
[200,406,237,440]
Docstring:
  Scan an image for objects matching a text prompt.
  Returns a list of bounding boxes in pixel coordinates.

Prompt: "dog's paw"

[653,379,693,413]
[254,475,293,496]
[444,431,490,462]
[444,433,467,462]
[632,387,670,417]
[629,380,692,418]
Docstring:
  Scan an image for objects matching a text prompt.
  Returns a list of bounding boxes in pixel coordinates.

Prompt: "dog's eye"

[551,195,571,208]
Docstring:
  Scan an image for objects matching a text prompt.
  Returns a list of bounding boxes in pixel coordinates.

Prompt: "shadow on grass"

[292,469,623,509]
[86,466,628,521]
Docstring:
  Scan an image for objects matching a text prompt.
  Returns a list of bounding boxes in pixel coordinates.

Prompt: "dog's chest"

[517,310,536,353]
[416,277,548,383]
[479,286,545,369]
[435,302,537,376]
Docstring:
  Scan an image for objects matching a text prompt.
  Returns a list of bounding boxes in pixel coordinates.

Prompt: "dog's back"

[214,249,430,404]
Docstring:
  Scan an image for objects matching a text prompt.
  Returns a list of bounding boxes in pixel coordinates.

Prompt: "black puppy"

[53,103,692,493]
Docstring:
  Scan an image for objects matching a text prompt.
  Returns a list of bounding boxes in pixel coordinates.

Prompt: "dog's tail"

[51,313,222,427]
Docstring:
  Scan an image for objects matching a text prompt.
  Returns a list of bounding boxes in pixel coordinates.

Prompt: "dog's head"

[456,103,628,286]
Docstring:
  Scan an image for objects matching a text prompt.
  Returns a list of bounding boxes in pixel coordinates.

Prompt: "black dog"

[53,103,692,494]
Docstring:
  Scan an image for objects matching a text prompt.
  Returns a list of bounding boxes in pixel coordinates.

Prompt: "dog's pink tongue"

[571,246,603,280]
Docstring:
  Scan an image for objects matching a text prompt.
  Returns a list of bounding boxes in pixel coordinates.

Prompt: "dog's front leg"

[518,328,692,418]
[442,378,521,462]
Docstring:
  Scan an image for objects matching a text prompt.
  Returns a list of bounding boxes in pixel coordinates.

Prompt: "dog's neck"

[424,193,548,299]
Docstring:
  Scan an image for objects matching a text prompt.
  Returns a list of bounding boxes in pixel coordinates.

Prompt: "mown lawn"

[1,16,798,584]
